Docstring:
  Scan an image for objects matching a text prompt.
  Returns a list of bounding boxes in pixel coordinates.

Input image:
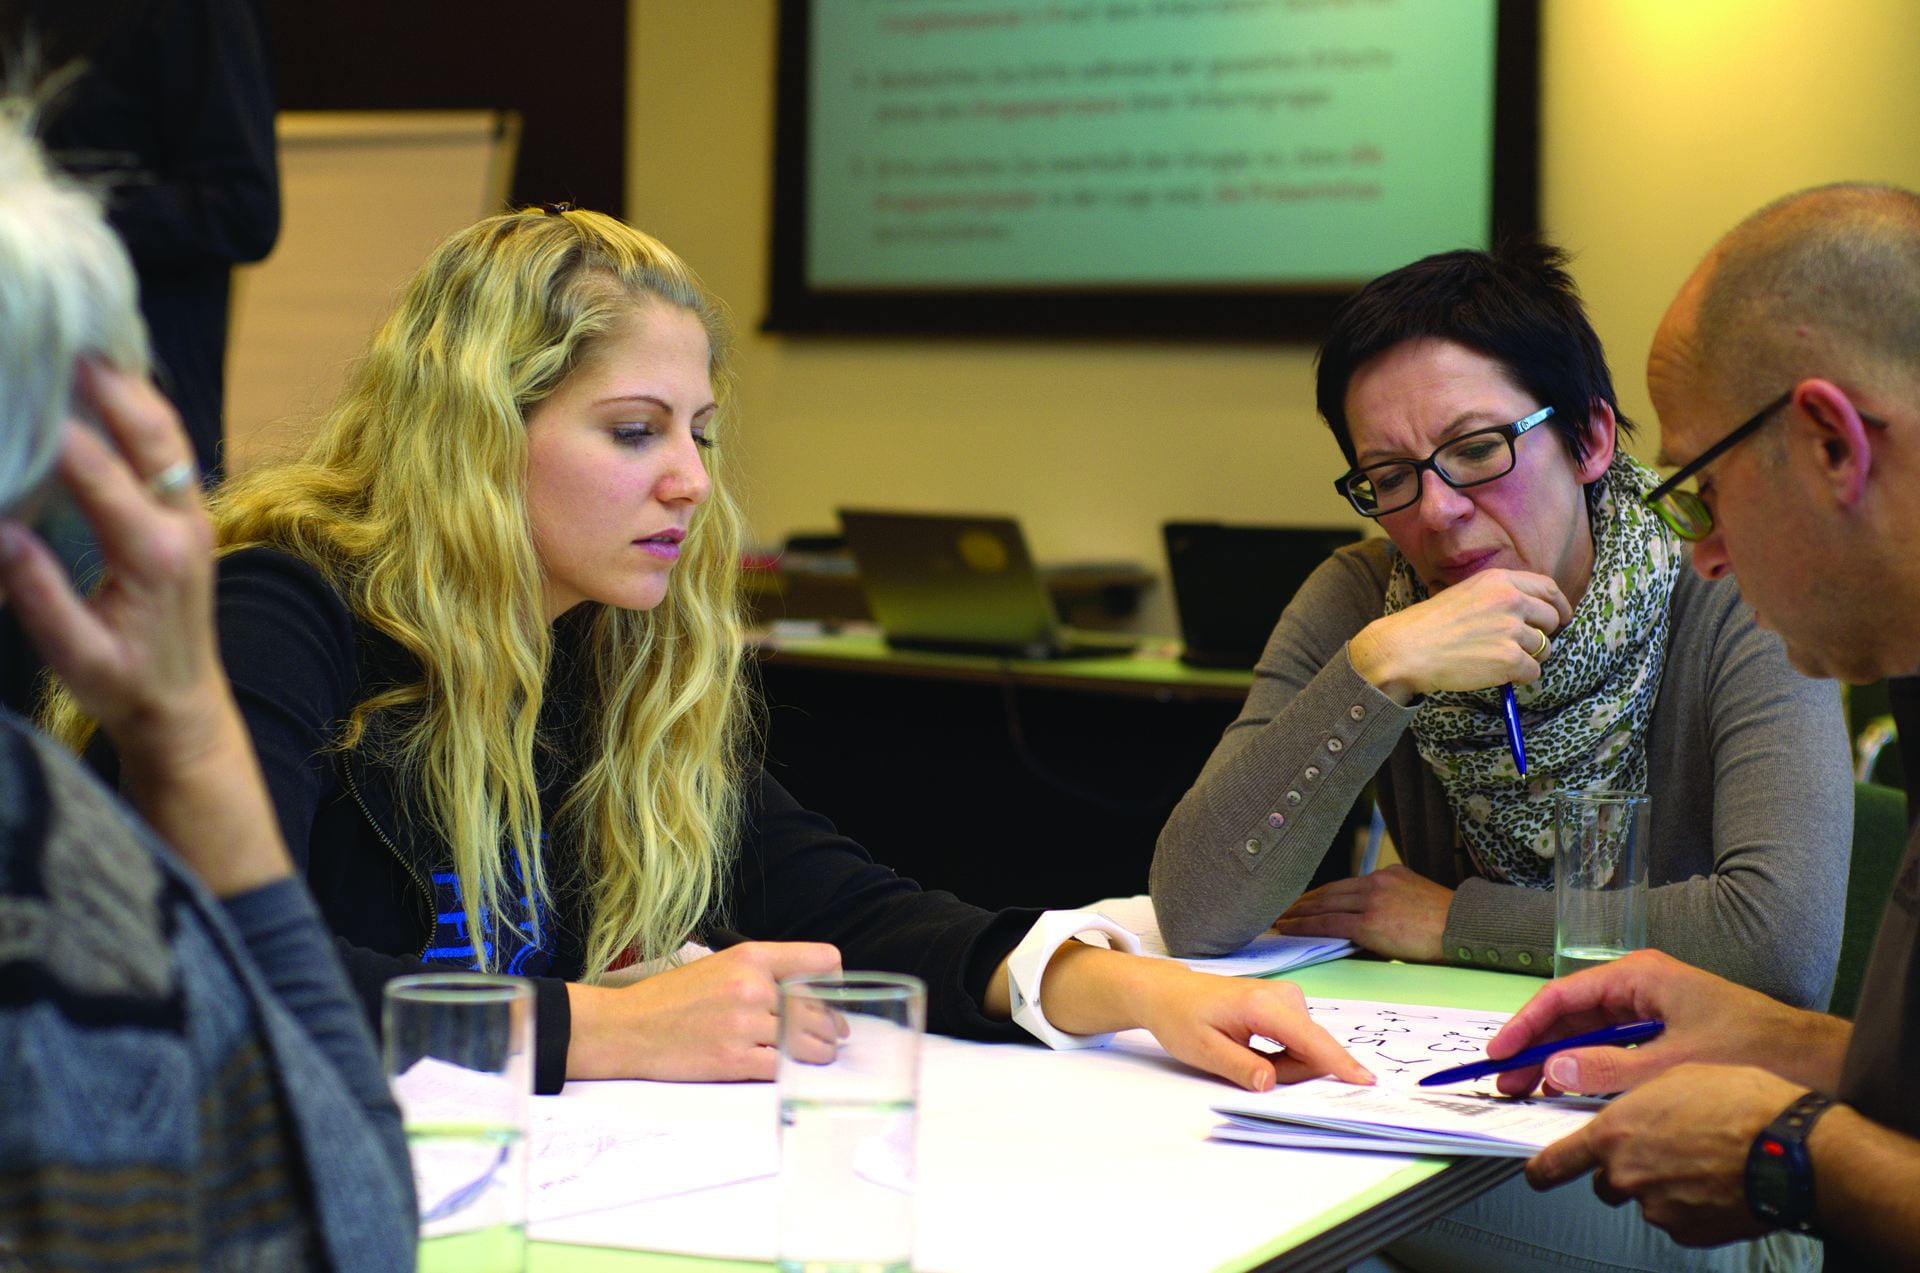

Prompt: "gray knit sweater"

[1151,539,1852,1009]
[0,712,416,1271]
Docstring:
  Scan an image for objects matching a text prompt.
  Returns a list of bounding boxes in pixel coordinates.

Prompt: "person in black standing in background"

[0,0,279,713]
[22,0,279,480]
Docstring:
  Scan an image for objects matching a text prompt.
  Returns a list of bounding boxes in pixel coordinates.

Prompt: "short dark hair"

[1313,241,1632,469]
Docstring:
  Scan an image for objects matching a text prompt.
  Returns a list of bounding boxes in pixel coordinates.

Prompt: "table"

[516,958,1543,1273]
[757,631,1255,703]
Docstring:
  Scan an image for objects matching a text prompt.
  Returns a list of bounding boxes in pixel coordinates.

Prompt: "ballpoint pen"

[1417,1019,1665,1087]
[1500,683,1527,776]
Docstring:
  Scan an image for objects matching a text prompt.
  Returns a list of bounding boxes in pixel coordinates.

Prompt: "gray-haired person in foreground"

[1487,183,1920,1269]
[0,101,414,1270]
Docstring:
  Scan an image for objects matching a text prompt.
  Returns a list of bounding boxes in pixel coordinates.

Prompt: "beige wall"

[629,0,1920,634]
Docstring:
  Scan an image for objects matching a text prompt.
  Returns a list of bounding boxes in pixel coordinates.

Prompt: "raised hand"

[1347,567,1571,704]
[0,362,221,760]
[0,363,294,897]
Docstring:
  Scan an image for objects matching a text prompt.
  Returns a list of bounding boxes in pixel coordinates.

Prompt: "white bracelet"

[1006,908,1144,1050]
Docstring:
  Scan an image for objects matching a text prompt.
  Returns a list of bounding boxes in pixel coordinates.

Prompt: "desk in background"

[753,633,1367,910]
[743,557,1158,633]
[520,958,1540,1273]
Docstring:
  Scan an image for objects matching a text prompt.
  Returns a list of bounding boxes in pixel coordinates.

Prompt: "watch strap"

[1745,1089,1837,1233]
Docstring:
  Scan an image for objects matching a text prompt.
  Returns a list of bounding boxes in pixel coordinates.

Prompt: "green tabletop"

[1286,956,1541,1013]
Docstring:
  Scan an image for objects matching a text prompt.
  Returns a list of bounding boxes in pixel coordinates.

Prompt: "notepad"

[1213,1077,1603,1157]
[1087,894,1354,976]
[1210,999,1605,1157]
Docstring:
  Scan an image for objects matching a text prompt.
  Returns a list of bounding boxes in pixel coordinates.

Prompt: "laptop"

[838,509,1139,660]
[1163,522,1363,668]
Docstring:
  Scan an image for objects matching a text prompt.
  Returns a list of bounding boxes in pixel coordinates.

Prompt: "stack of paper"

[1087,894,1353,976]
[1213,1077,1603,1157]
[1209,998,1604,1157]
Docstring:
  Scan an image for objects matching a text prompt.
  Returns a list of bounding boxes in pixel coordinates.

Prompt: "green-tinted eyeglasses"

[1644,389,1889,540]
[1642,392,1792,540]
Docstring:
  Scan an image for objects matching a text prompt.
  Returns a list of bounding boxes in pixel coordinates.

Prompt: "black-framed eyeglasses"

[1333,406,1554,518]
[1643,391,1792,541]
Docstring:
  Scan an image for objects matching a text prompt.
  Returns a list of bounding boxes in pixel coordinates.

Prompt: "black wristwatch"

[1745,1090,1837,1233]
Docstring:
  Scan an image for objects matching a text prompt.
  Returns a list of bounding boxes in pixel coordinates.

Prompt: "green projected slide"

[806,0,1499,290]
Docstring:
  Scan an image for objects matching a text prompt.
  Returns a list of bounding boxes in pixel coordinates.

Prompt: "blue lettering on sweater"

[422,843,552,977]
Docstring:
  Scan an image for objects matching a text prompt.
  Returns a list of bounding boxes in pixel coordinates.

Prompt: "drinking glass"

[776,972,926,1273]
[1553,790,1651,978]
[384,973,533,1273]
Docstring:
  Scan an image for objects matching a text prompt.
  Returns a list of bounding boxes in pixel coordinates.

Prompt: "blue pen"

[1500,684,1527,776]
[1417,1019,1665,1087]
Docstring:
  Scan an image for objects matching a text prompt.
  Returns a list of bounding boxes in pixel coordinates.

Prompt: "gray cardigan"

[0,714,415,1271]
[1151,539,1852,1009]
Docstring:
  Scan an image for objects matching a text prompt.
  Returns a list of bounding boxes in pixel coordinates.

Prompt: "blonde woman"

[61,205,1371,1095]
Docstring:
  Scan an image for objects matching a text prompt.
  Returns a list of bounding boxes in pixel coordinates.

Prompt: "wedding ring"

[1527,627,1550,660]
[148,459,198,504]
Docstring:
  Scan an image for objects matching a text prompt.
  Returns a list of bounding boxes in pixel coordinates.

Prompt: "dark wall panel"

[269,0,628,219]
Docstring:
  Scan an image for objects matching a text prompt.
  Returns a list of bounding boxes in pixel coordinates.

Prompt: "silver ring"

[1527,627,1550,661]
[149,459,198,503]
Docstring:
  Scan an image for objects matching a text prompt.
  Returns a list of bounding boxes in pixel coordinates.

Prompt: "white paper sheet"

[531,1031,1440,1272]
[1088,894,1353,976]
[1297,997,1515,1085]
[527,1096,778,1222]
[394,1058,777,1225]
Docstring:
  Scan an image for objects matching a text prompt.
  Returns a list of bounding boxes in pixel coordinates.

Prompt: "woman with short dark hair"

[1153,243,1851,1011]
[1154,240,1841,1273]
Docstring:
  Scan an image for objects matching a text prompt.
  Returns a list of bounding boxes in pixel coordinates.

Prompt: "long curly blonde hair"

[51,207,749,978]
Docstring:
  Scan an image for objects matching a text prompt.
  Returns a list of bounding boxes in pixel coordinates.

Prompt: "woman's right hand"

[0,363,295,898]
[565,941,843,1081]
[0,363,224,762]
[1346,567,1572,704]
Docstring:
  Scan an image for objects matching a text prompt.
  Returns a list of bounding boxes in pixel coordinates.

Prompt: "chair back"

[1832,780,1910,1019]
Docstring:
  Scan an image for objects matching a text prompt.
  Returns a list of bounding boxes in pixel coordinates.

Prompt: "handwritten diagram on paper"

[530,1099,778,1223]
[1217,999,1604,1157]
[394,1059,778,1226]
[1301,998,1512,1086]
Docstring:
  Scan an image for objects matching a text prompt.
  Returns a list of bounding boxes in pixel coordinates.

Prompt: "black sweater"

[36,0,281,476]
[201,547,1036,1092]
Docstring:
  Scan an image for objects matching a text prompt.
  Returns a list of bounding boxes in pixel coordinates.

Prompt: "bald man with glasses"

[1486,184,1920,1268]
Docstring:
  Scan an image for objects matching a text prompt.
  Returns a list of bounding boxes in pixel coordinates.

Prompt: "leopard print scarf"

[1382,454,1681,888]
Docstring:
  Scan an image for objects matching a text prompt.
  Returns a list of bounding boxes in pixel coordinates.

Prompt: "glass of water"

[1553,790,1651,978]
[384,972,533,1273]
[777,972,926,1273]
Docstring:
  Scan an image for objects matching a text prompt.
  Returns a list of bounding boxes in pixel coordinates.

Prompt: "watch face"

[1747,1132,1810,1227]
[1750,1138,1792,1215]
